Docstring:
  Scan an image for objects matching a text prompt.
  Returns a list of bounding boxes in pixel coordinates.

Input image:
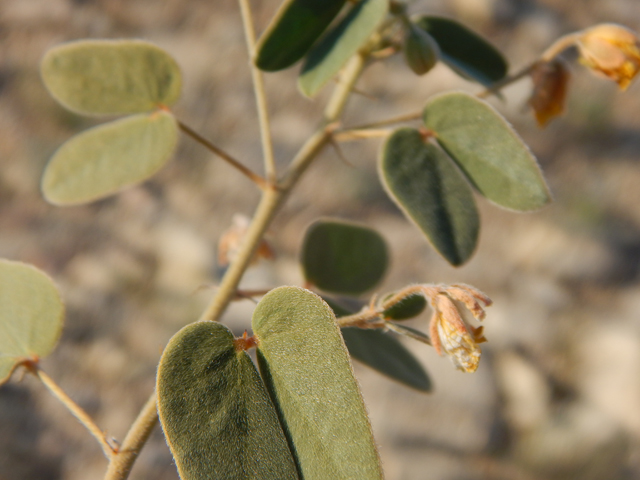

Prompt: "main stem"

[103,53,367,480]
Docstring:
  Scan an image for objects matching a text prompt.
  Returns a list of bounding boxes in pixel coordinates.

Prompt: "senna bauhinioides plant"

[1,0,639,478]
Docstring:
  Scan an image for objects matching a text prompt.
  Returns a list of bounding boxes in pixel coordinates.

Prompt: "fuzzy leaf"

[255,0,346,71]
[403,25,440,75]
[414,16,508,87]
[0,260,64,385]
[253,287,383,480]
[41,40,182,115]
[157,322,299,480]
[382,292,427,320]
[423,92,551,211]
[42,111,178,205]
[380,128,479,266]
[299,0,388,96]
[301,219,388,294]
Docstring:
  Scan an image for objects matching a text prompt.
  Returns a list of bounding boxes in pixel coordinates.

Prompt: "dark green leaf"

[42,111,178,205]
[301,219,388,294]
[255,0,346,71]
[0,260,65,385]
[403,25,439,75]
[157,322,299,480]
[41,40,182,115]
[253,287,383,480]
[299,0,388,97]
[414,16,508,87]
[380,128,479,266]
[382,292,427,320]
[342,327,432,392]
[423,92,552,211]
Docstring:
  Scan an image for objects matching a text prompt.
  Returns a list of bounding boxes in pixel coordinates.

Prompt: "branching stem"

[178,120,269,189]
[103,40,368,480]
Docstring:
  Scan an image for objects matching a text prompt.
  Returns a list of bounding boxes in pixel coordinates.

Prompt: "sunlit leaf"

[157,322,299,480]
[423,92,551,211]
[42,111,178,205]
[41,39,182,115]
[253,287,383,480]
[342,327,432,392]
[380,128,479,266]
[301,219,388,294]
[255,0,346,71]
[0,260,64,385]
[414,16,508,87]
[299,0,388,97]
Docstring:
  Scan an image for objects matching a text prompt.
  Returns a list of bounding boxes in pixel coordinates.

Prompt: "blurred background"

[1,0,640,479]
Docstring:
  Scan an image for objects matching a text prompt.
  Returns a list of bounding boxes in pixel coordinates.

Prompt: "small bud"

[403,25,440,75]
[528,59,571,127]
[218,214,274,268]
[577,23,640,91]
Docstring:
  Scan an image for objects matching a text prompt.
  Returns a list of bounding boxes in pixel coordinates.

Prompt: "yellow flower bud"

[577,23,640,90]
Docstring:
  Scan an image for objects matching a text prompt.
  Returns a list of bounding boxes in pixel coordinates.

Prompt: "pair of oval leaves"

[157,287,383,480]
[381,92,551,266]
[41,40,182,205]
[256,0,388,97]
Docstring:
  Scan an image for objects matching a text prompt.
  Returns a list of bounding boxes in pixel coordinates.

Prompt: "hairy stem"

[102,49,368,480]
[36,367,115,459]
[238,0,278,183]
[178,120,269,189]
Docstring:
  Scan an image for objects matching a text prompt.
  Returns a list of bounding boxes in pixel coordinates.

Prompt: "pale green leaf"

[157,322,299,480]
[380,128,479,266]
[0,260,64,385]
[256,0,347,71]
[253,287,383,480]
[42,111,178,205]
[301,219,388,294]
[299,0,388,97]
[423,92,552,211]
[41,39,182,115]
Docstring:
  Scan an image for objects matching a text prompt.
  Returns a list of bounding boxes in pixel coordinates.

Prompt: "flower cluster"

[529,23,640,126]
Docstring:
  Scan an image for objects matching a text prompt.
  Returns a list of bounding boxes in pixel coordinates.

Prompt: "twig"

[238,0,277,183]
[177,120,269,189]
[33,366,115,459]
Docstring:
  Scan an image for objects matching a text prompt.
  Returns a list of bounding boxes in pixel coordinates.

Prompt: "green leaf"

[382,292,427,320]
[301,219,389,294]
[380,128,479,266]
[341,327,432,392]
[253,287,383,480]
[403,25,440,76]
[41,39,182,115]
[42,111,178,205]
[299,0,388,97]
[157,322,299,480]
[255,0,347,72]
[0,260,64,385]
[414,16,508,87]
[423,92,552,211]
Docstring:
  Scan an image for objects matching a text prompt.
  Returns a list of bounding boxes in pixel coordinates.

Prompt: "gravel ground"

[1,1,640,479]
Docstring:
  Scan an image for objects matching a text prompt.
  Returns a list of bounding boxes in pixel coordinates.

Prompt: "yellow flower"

[427,284,490,373]
[577,23,640,90]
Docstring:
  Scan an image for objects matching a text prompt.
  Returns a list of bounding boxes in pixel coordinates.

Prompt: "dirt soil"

[1,0,640,479]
